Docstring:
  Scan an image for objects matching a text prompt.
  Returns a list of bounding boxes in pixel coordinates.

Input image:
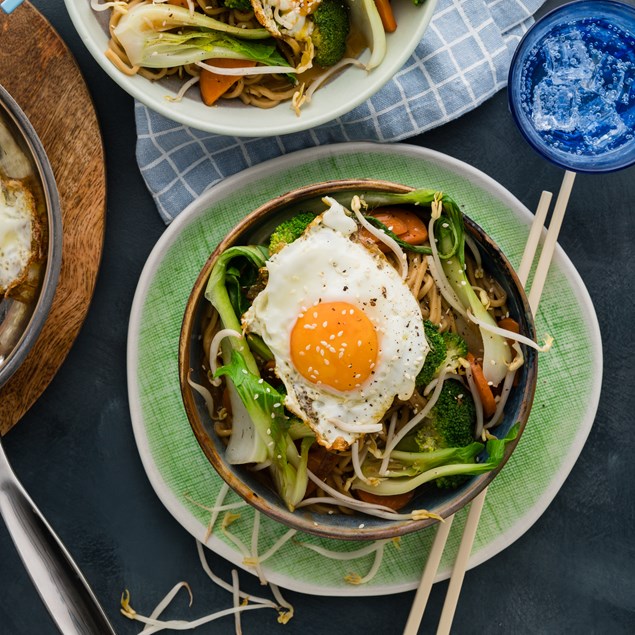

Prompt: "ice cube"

[576,88,628,149]
[532,79,579,131]
[582,111,628,150]
[589,53,627,101]
[543,31,593,84]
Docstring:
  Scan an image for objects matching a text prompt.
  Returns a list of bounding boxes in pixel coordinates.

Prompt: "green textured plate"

[127,142,602,596]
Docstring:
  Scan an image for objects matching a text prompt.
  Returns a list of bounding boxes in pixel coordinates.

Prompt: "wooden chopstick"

[403,169,576,635]
[434,169,577,635]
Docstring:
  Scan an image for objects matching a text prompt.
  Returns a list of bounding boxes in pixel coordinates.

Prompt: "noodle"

[201,198,521,514]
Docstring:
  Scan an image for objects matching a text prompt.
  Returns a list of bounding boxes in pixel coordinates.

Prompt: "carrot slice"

[199,59,257,107]
[374,0,397,33]
[497,317,520,334]
[357,488,414,511]
[361,208,428,252]
[466,352,497,418]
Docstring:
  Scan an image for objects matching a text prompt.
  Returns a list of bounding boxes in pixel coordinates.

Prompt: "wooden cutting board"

[0,2,106,435]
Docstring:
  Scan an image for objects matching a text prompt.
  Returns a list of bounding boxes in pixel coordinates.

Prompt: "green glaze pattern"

[129,143,601,596]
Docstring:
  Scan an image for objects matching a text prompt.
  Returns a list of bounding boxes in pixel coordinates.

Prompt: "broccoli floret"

[416,324,469,388]
[399,379,476,489]
[416,321,447,387]
[223,0,252,10]
[418,380,475,450]
[441,331,468,374]
[311,0,350,68]
[268,213,315,254]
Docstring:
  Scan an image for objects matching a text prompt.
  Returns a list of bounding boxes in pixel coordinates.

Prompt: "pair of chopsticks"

[404,169,577,635]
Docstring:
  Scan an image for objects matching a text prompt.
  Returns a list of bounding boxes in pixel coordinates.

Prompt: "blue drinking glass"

[508,0,635,173]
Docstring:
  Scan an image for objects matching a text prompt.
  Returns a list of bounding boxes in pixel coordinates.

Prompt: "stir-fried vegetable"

[205,245,312,510]
[199,187,539,516]
[353,425,519,497]
[114,3,283,69]
[434,210,513,387]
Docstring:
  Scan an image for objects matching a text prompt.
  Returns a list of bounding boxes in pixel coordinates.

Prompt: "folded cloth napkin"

[135,0,546,223]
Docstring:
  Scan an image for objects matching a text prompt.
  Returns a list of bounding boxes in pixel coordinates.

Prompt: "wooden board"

[0,2,106,435]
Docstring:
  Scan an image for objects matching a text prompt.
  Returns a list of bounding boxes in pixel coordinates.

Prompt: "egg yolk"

[290,301,378,392]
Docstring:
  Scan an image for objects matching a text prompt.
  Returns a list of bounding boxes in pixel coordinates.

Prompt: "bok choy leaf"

[114,3,273,67]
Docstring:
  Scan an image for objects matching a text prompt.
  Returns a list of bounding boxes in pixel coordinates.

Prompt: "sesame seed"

[322,321,328,327]
[337,330,344,337]
[357,340,362,346]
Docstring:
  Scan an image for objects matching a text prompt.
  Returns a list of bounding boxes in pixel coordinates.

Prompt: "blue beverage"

[509,1,635,173]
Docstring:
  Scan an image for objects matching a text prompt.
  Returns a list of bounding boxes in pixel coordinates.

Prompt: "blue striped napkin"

[136,0,546,223]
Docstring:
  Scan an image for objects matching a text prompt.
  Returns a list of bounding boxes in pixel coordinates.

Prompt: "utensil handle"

[0,444,116,635]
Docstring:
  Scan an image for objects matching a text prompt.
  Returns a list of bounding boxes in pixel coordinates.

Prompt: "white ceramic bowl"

[64,0,437,136]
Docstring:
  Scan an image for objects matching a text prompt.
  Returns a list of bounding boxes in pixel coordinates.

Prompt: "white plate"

[64,0,436,136]
[127,142,602,596]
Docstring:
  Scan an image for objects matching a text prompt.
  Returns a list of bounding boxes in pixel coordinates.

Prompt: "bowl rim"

[179,178,537,540]
[63,0,438,137]
[0,83,63,389]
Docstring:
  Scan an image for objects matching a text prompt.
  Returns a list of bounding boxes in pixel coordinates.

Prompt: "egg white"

[243,200,428,450]
[0,178,36,297]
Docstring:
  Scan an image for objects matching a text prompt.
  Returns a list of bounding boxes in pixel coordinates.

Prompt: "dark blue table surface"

[1,1,634,633]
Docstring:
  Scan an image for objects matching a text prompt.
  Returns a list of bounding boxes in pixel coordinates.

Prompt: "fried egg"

[242,198,428,450]
[0,178,38,298]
